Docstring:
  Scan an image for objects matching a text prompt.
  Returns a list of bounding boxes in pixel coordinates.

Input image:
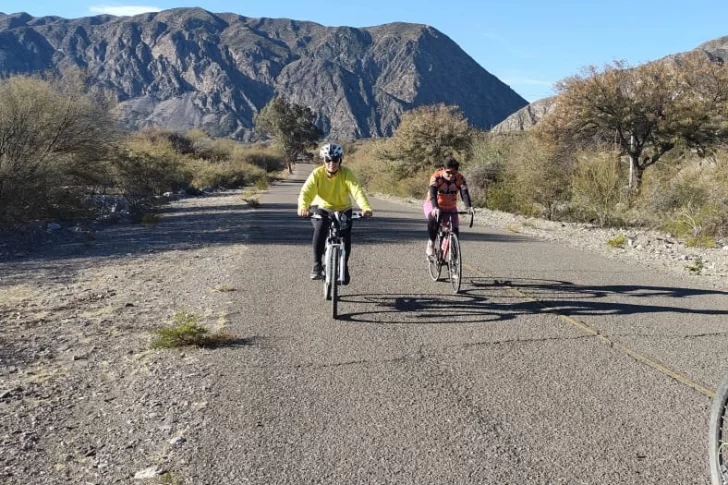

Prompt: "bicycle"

[710,368,728,484]
[427,209,474,293]
[311,210,364,319]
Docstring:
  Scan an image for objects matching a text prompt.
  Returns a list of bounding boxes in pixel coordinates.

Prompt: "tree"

[254,96,322,173]
[536,52,728,194]
[0,73,117,222]
[383,104,473,178]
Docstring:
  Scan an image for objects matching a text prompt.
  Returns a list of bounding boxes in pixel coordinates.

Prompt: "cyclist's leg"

[341,209,353,285]
[310,206,327,279]
[449,210,461,236]
[424,200,438,255]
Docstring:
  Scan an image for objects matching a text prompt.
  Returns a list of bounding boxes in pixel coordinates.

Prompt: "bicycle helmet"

[319,143,344,162]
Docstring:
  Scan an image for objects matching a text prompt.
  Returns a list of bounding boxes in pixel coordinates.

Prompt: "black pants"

[311,207,353,268]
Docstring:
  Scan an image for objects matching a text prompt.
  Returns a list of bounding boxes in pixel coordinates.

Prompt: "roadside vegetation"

[0,72,287,226]
[151,310,235,349]
[4,52,728,248]
[346,51,728,247]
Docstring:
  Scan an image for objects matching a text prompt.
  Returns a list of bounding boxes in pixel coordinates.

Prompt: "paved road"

[188,163,728,484]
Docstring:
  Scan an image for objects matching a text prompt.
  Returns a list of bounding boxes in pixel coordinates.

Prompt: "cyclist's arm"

[460,185,472,209]
[429,185,439,208]
[345,170,373,213]
[458,175,472,208]
[297,172,318,215]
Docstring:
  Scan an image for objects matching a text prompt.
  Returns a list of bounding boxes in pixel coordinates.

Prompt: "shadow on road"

[332,276,728,323]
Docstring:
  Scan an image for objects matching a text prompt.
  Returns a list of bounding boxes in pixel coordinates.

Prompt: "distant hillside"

[0,9,528,140]
[490,34,728,135]
[490,96,556,134]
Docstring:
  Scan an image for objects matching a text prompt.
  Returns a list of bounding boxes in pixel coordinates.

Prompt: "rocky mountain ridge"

[491,37,728,134]
[0,8,528,140]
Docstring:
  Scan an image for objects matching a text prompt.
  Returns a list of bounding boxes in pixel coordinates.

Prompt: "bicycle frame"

[323,214,350,285]
[310,210,363,318]
[427,210,473,293]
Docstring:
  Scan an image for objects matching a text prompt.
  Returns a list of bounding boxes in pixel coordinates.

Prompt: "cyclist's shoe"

[426,240,434,256]
[342,268,351,286]
[310,263,324,280]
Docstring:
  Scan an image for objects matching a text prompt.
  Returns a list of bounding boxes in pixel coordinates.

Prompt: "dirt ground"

[0,190,256,484]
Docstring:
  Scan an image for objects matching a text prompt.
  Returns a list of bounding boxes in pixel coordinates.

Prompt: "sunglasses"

[324,158,341,164]
[445,170,457,175]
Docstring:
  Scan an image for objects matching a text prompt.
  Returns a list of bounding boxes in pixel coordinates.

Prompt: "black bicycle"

[311,211,364,319]
[710,369,728,484]
[427,210,473,293]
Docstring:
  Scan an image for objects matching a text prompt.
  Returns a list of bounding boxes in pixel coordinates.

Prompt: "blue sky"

[2,0,727,102]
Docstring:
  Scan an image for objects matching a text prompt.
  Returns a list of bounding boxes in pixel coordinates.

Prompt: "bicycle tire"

[448,233,462,293]
[710,370,728,484]
[428,234,442,281]
[331,245,340,319]
[323,244,333,300]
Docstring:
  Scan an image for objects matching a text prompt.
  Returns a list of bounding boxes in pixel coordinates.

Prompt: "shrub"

[606,234,627,248]
[570,150,626,226]
[151,311,210,349]
[0,73,117,222]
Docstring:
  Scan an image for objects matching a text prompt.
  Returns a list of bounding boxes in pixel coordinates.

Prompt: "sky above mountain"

[2,0,727,102]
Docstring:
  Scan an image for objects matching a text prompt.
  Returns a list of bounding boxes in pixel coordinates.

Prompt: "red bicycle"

[427,210,473,293]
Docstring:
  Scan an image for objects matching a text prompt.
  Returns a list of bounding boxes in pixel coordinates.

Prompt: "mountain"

[490,96,556,134]
[0,8,528,140]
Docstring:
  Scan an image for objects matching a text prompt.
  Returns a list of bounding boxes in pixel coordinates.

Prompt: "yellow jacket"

[298,166,372,212]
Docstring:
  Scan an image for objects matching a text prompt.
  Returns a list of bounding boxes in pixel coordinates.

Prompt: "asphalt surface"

[187,163,728,484]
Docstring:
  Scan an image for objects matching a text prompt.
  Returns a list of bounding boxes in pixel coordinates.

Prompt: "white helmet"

[319,143,343,161]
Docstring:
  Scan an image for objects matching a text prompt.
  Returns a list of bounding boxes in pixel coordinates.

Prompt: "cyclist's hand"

[362,209,373,218]
[298,207,310,217]
[431,208,440,219]
[468,207,475,216]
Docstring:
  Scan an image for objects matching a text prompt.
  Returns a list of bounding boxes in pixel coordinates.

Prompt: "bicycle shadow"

[333,276,728,323]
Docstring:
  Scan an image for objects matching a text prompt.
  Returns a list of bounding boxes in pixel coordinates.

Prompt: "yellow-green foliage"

[570,150,626,227]
[117,131,191,196]
[150,310,236,349]
[606,233,627,248]
[151,311,210,349]
[0,73,117,222]
[649,157,728,242]
[382,104,473,178]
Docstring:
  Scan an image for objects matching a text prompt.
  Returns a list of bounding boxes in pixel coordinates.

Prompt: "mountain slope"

[0,9,528,140]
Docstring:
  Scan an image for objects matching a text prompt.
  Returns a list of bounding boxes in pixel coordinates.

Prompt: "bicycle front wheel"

[447,233,462,293]
[428,235,442,281]
[330,246,340,319]
[710,370,728,484]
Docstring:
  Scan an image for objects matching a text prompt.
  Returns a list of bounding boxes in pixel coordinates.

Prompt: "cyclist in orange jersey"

[423,155,474,256]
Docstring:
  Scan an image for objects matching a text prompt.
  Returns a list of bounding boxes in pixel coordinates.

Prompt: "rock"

[170,436,186,446]
[134,466,165,479]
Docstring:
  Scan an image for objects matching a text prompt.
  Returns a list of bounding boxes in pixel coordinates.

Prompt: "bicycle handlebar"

[308,211,368,220]
[435,209,475,228]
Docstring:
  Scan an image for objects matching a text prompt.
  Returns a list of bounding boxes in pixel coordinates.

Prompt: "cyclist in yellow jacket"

[298,143,373,283]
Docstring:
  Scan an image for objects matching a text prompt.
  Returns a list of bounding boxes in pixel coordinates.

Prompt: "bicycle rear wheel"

[710,370,728,484]
[428,235,442,281]
[330,246,340,319]
[447,233,462,293]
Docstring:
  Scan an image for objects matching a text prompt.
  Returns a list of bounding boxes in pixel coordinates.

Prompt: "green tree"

[383,104,473,177]
[254,96,322,173]
[536,52,728,194]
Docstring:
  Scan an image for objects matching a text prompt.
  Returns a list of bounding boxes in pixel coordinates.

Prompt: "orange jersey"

[425,168,468,210]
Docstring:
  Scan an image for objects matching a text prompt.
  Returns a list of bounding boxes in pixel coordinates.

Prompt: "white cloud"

[88,5,162,16]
